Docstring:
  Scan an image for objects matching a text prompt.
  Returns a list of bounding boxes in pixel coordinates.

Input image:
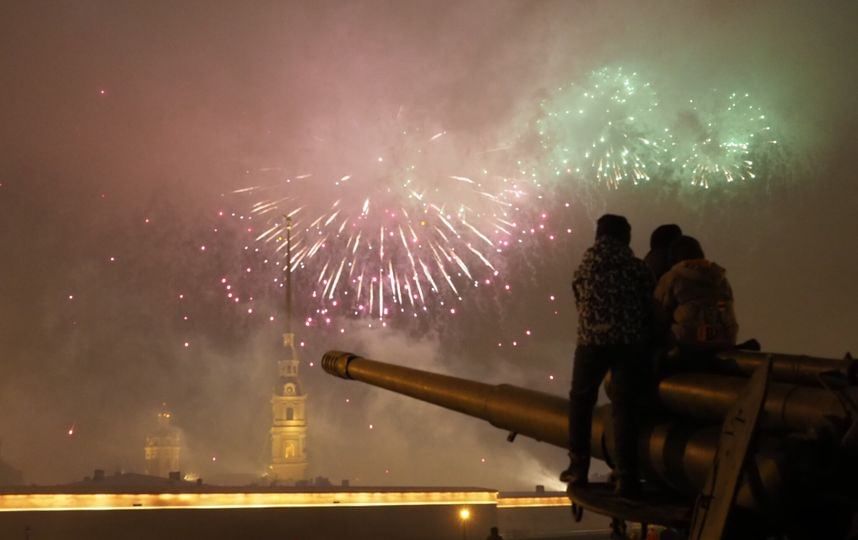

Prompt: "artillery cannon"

[322,349,858,539]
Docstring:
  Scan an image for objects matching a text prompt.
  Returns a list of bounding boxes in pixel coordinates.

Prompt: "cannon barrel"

[322,350,795,511]
[712,350,857,385]
[322,350,568,447]
[657,372,855,435]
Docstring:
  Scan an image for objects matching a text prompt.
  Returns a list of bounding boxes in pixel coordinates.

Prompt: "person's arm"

[640,263,655,299]
[652,271,676,344]
[638,263,656,331]
[720,275,740,343]
[722,276,735,303]
[572,279,581,306]
[572,263,585,306]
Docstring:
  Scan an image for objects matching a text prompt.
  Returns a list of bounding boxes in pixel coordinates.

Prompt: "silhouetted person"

[644,224,682,282]
[486,526,503,540]
[653,236,738,352]
[562,214,654,497]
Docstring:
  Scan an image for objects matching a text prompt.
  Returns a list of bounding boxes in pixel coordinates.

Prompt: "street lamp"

[458,507,471,540]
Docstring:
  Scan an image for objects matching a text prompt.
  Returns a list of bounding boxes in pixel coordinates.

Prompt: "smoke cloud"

[0,0,855,487]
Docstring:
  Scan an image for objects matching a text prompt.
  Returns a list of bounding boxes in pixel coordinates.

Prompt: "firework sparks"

[234,120,539,320]
[535,66,665,189]
[533,67,786,191]
[667,91,779,188]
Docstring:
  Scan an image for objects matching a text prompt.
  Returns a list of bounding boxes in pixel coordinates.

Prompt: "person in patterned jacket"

[560,214,654,498]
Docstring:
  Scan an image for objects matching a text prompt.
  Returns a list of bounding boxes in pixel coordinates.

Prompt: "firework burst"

[236,120,537,320]
[535,66,665,189]
[667,91,779,188]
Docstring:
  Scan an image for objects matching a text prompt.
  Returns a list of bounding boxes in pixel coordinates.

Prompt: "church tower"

[269,217,308,482]
[144,406,181,478]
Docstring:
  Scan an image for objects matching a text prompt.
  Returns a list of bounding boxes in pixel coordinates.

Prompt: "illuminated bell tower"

[144,406,181,478]
[269,216,308,482]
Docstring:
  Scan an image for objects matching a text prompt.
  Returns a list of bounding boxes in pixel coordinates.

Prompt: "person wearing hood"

[644,224,682,282]
[654,236,738,351]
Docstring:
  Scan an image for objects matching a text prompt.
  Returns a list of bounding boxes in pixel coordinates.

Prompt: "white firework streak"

[234,121,537,319]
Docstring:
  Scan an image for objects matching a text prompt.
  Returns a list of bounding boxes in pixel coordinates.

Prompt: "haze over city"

[1,0,856,493]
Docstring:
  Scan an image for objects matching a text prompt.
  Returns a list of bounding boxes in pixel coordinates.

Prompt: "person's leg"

[609,344,645,496]
[562,345,609,484]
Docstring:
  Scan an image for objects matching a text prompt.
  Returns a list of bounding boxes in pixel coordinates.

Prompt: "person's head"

[669,235,705,266]
[490,527,500,535]
[650,224,682,250]
[595,214,631,245]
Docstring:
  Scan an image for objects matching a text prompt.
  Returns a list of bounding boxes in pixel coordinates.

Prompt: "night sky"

[1,1,856,488]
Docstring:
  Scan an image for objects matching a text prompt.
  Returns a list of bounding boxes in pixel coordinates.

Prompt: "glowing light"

[496,495,572,508]
[458,508,471,521]
[0,491,498,511]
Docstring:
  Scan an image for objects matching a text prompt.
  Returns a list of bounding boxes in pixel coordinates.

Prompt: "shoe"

[613,476,641,498]
[560,453,590,485]
[559,466,588,486]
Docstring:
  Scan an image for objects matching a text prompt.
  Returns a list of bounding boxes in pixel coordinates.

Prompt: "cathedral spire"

[269,214,308,482]
[285,215,293,336]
